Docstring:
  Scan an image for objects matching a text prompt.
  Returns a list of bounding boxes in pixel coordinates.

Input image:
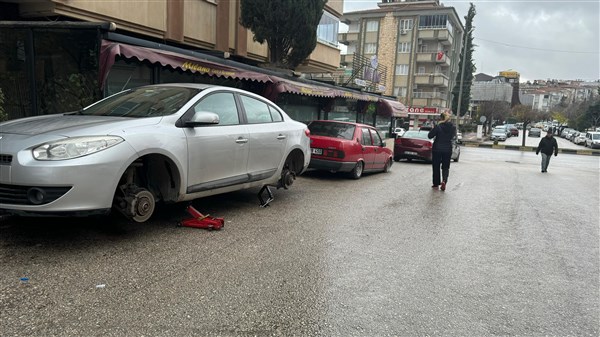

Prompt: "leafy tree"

[451,3,476,117]
[240,0,327,69]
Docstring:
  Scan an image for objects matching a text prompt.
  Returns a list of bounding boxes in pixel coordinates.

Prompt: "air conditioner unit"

[400,29,407,35]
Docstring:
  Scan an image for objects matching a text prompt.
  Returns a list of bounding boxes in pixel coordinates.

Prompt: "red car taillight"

[323,149,345,159]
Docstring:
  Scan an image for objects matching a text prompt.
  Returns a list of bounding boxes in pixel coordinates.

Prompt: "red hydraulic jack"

[177,205,224,230]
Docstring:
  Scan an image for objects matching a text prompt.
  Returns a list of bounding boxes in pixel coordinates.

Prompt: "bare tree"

[511,104,540,146]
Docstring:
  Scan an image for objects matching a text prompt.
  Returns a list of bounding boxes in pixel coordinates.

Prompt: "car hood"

[0,114,160,136]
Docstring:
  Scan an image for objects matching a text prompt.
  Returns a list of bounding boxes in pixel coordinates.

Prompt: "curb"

[462,141,600,156]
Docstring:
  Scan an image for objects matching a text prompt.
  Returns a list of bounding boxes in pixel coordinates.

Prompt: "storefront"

[0,22,406,131]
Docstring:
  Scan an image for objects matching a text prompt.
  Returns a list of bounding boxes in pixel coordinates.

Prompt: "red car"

[307,120,393,179]
[394,129,460,162]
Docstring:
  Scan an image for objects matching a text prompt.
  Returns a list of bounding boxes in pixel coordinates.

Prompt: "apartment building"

[339,0,464,127]
[0,0,404,128]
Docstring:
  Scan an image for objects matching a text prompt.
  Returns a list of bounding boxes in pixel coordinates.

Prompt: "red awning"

[99,40,274,87]
[377,98,407,117]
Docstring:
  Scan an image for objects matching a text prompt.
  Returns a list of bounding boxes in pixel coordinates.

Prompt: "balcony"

[416,51,451,66]
[418,28,453,46]
[340,54,354,66]
[414,73,449,87]
[411,97,447,108]
[296,41,342,73]
[338,32,359,45]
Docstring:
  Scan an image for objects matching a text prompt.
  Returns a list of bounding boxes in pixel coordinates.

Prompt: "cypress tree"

[451,3,476,116]
[240,0,327,69]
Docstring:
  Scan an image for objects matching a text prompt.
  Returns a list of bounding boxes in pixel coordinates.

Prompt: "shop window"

[105,59,152,96]
[329,98,358,123]
[0,28,30,120]
[276,93,320,124]
[0,28,100,119]
[33,29,100,115]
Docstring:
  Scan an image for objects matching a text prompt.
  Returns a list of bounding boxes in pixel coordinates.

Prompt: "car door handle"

[276,134,286,140]
[235,137,248,144]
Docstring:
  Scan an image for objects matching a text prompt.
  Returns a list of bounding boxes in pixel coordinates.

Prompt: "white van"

[585,132,600,149]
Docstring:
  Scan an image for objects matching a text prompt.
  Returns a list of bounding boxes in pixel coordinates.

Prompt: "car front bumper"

[0,142,137,215]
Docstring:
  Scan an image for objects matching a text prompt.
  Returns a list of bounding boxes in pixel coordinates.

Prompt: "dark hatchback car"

[307,120,393,179]
[394,129,460,163]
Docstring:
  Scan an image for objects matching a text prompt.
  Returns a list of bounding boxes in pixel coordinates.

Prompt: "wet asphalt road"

[1,147,598,336]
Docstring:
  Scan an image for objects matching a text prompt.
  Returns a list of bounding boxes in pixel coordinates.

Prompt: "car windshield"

[493,128,505,133]
[402,130,429,139]
[308,121,356,140]
[80,87,201,118]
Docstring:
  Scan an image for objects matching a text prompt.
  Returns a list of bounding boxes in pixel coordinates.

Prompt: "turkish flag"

[436,51,444,61]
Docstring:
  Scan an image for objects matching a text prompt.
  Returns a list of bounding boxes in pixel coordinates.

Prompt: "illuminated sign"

[407,107,438,114]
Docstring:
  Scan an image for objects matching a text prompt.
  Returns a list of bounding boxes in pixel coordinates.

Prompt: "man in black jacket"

[536,130,559,172]
[428,112,456,190]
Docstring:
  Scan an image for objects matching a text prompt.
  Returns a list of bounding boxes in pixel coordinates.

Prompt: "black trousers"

[431,150,451,186]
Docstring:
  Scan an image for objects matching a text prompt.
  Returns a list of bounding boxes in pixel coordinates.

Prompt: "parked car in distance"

[528,128,542,137]
[307,120,393,179]
[574,132,587,145]
[491,127,508,141]
[585,132,600,149]
[0,84,311,222]
[394,129,460,163]
[509,126,519,137]
[393,127,406,137]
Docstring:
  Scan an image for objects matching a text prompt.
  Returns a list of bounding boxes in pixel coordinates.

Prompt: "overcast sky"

[341,0,600,83]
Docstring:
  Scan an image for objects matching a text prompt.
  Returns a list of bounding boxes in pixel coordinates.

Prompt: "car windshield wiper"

[64,109,84,115]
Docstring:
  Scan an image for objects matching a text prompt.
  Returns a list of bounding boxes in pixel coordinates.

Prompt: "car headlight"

[32,136,124,160]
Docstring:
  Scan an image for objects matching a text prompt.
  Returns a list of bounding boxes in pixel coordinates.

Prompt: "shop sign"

[406,107,438,114]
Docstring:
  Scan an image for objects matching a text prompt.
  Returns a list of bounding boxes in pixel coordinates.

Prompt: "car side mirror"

[185,111,220,127]
[381,141,387,147]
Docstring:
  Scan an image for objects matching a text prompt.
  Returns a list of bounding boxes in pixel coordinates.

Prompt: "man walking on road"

[536,130,559,173]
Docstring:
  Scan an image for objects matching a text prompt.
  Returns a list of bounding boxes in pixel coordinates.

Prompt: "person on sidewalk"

[428,111,456,190]
[536,129,559,172]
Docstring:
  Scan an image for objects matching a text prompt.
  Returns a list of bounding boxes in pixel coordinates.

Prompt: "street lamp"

[456,26,474,132]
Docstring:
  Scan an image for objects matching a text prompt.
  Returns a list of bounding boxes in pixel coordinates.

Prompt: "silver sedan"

[0,84,310,222]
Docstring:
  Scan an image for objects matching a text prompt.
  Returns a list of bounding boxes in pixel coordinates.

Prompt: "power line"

[475,37,599,54]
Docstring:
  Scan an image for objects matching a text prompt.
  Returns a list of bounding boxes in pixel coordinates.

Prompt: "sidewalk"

[460,132,600,156]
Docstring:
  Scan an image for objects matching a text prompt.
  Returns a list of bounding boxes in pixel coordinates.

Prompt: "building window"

[417,66,426,74]
[317,11,339,45]
[366,20,379,32]
[398,42,411,53]
[418,14,451,30]
[393,87,407,97]
[395,64,409,75]
[364,43,377,54]
[399,19,413,31]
